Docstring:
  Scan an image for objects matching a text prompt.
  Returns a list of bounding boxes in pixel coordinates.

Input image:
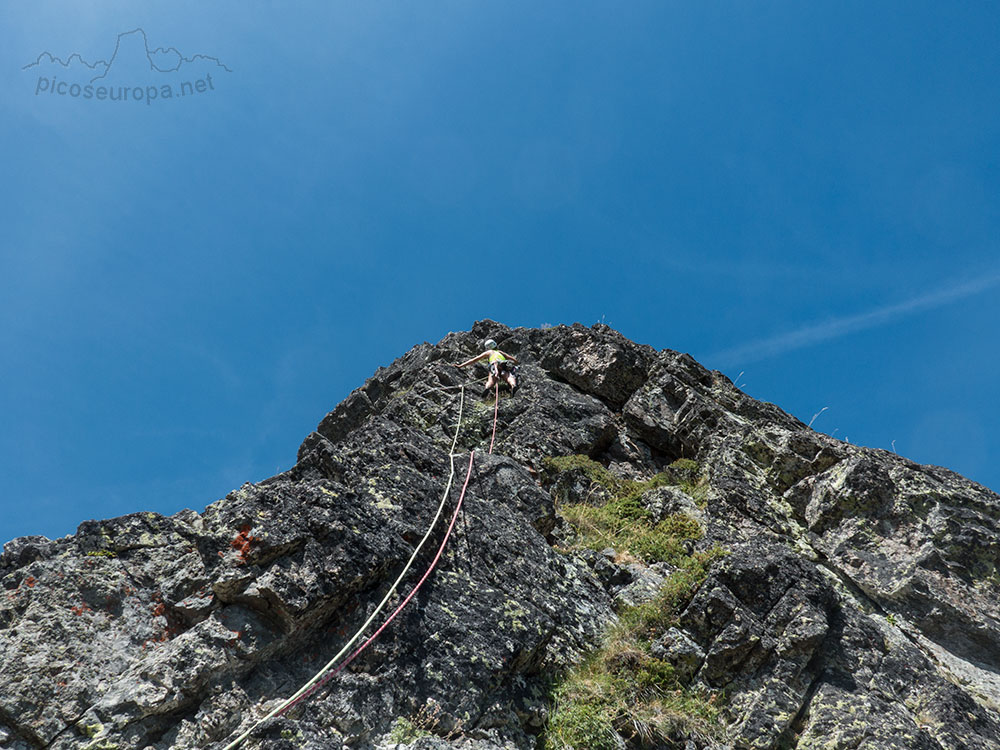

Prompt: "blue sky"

[3,2,998,545]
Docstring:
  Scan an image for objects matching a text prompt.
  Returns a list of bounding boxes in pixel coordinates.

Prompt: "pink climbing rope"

[489,381,500,455]
[279,449,477,714]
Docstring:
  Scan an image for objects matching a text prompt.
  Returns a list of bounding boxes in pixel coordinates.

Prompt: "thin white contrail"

[711,272,1000,368]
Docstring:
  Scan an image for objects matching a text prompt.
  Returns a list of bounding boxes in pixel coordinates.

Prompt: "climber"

[454,338,519,396]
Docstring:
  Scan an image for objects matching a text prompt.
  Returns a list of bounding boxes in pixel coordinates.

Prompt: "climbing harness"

[221,386,477,749]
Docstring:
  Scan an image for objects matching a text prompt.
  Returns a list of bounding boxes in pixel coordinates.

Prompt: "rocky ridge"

[2,321,999,750]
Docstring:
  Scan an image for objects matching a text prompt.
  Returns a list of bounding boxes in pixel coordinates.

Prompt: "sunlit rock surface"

[2,321,998,749]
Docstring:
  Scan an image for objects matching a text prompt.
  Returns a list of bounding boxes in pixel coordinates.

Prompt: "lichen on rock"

[2,320,999,749]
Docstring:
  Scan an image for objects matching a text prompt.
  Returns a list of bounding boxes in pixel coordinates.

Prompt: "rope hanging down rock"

[220,386,476,749]
[278,449,475,715]
[489,380,500,455]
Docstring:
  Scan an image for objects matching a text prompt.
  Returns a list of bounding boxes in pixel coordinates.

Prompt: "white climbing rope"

[219,386,468,750]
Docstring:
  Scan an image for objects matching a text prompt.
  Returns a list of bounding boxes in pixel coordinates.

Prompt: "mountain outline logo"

[23,27,232,83]
[24,28,232,105]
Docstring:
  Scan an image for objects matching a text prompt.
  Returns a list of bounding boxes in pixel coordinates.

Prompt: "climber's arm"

[454,352,489,368]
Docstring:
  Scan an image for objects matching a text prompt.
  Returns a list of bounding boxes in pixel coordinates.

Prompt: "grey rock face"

[651,627,705,683]
[1,320,999,749]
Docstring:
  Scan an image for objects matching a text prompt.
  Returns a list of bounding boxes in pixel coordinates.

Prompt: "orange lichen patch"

[71,603,92,616]
[144,592,183,644]
[143,626,178,649]
[25,576,37,588]
[230,525,258,564]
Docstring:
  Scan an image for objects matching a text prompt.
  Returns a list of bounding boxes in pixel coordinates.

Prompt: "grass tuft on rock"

[544,553,726,749]
[543,454,727,748]
[387,716,431,744]
[546,457,705,564]
[543,454,621,492]
[543,455,710,512]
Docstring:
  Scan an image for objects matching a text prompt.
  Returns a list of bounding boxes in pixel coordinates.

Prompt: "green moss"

[664,459,710,506]
[665,458,699,481]
[391,385,413,400]
[79,725,117,750]
[81,723,104,738]
[948,543,1000,583]
[984,568,1000,591]
[503,599,529,632]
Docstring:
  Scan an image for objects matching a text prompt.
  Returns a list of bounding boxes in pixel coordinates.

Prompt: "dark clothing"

[489,360,514,378]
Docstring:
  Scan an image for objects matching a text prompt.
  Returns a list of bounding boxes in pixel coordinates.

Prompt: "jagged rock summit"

[2,321,999,750]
